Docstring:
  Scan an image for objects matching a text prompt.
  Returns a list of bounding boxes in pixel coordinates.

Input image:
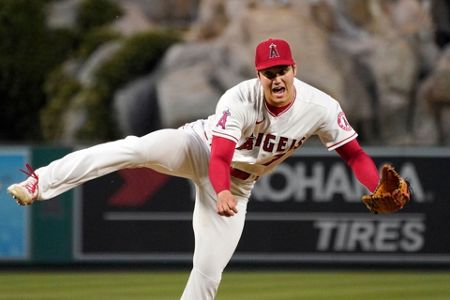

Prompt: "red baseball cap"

[254,38,295,71]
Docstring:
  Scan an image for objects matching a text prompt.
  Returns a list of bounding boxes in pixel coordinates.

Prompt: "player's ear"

[256,70,261,79]
[292,64,297,76]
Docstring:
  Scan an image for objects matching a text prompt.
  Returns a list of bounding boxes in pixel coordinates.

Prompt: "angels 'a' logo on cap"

[269,43,280,59]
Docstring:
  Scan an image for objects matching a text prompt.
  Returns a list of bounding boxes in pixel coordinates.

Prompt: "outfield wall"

[1,146,449,266]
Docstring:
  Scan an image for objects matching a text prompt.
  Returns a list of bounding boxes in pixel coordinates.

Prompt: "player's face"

[258,64,297,107]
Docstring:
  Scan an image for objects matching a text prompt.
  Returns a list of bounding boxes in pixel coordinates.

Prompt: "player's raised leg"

[7,128,206,205]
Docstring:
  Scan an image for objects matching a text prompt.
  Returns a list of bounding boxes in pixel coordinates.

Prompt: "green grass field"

[0,270,449,300]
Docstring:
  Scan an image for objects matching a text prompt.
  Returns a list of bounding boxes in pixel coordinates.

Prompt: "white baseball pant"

[33,123,253,300]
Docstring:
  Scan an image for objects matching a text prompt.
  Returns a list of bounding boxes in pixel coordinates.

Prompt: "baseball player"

[7,38,381,299]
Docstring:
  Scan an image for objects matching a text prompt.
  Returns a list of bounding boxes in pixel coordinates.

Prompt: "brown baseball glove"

[362,164,411,214]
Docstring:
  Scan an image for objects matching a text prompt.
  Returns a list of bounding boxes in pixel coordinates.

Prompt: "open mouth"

[272,86,286,96]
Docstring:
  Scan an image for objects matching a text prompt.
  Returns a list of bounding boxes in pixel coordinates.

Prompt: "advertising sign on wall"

[75,168,195,261]
[236,148,450,265]
[75,148,450,265]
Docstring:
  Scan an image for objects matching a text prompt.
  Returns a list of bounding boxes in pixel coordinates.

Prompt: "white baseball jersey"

[203,78,357,177]
[16,76,356,300]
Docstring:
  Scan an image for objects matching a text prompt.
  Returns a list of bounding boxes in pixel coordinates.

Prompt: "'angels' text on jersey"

[204,78,358,177]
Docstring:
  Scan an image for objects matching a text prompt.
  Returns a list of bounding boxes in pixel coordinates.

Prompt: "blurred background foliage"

[0,0,76,141]
[42,30,180,142]
[77,0,123,32]
[0,0,180,143]
[1,0,449,145]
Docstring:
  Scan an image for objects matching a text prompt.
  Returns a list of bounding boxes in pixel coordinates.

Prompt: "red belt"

[230,168,258,181]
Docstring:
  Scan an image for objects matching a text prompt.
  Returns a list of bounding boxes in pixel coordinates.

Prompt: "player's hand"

[216,190,238,217]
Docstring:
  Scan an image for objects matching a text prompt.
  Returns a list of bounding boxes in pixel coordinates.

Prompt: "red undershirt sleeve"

[335,139,380,192]
[209,136,236,194]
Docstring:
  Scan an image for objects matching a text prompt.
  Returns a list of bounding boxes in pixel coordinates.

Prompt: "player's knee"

[192,267,222,286]
[193,259,224,283]
[120,136,149,163]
